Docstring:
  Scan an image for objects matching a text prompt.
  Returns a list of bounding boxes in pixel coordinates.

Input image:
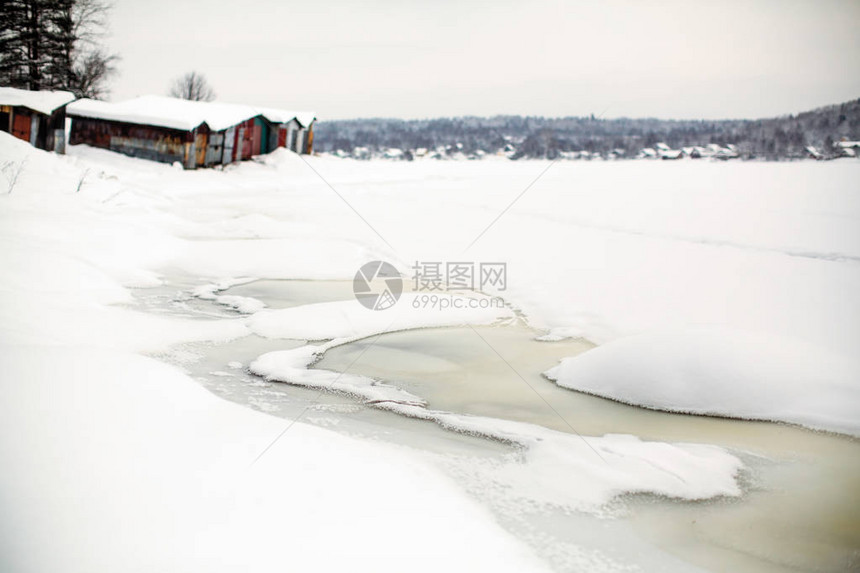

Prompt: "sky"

[107,0,860,121]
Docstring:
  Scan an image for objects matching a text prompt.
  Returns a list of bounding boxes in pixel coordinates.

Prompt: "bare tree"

[169,71,216,102]
[64,0,119,98]
[72,47,117,98]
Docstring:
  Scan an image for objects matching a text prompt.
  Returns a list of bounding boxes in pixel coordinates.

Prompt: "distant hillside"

[314,99,860,160]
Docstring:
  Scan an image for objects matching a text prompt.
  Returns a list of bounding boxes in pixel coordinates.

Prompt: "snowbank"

[192,278,266,314]
[545,328,860,436]
[0,133,553,572]
[0,344,551,573]
[247,293,513,340]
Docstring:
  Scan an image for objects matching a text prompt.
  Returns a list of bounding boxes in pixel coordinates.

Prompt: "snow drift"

[545,328,860,436]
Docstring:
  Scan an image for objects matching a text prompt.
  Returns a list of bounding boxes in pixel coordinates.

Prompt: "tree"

[70,47,116,98]
[0,1,30,88]
[59,0,119,98]
[0,0,117,98]
[169,71,216,102]
[0,0,49,90]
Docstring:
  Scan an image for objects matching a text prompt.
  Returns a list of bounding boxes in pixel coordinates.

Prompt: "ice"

[192,278,266,314]
[249,328,744,511]
[545,328,860,436]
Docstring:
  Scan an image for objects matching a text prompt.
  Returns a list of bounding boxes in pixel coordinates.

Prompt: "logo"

[353,261,403,310]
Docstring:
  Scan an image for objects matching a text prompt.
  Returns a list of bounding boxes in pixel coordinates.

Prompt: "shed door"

[195,133,207,166]
[205,132,224,166]
[295,129,305,155]
[223,127,234,164]
[12,112,30,142]
[1,107,11,132]
[53,129,66,154]
[252,123,262,156]
[288,126,298,152]
[29,115,40,146]
[237,127,246,160]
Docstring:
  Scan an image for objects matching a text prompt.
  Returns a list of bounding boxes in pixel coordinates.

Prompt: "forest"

[315,98,860,160]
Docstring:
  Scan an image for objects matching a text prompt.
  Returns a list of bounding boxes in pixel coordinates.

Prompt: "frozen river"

[5,136,859,572]
[143,276,860,573]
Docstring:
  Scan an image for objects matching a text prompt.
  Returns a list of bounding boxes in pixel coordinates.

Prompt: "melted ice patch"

[250,327,744,512]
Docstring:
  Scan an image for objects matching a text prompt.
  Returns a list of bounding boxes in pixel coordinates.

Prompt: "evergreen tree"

[0,0,117,97]
[0,1,30,87]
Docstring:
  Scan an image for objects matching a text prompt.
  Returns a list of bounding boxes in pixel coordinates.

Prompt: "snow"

[251,344,428,407]
[247,294,513,340]
[68,95,261,131]
[257,106,316,128]
[68,95,315,132]
[0,132,554,572]
[0,85,76,115]
[3,128,860,570]
[544,328,860,436]
[432,418,743,509]
[0,345,551,573]
[192,278,266,314]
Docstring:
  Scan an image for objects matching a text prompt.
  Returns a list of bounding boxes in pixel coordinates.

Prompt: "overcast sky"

[107,0,860,120]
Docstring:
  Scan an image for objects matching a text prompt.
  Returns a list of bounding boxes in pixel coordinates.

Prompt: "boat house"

[0,86,76,153]
[68,95,315,169]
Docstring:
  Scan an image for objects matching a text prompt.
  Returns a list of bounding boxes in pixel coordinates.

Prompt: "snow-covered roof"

[68,95,316,132]
[258,107,316,128]
[68,96,261,132]
[0,86,76,115]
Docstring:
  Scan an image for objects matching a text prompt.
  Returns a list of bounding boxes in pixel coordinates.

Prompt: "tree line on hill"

[314,98,860,160]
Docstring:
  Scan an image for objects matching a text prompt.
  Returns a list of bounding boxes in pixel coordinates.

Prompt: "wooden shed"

[258,108,316,155]
[67,95,316,168]
[68,96,267,169]
[0,86,76,153]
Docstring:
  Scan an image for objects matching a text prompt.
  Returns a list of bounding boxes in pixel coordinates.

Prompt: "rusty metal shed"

[68,96,265,169]
[0,86,76,153]
[67,96,316,168]
[258,108,316,155]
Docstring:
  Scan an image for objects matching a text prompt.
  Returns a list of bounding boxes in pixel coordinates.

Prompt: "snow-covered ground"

[0,136,554,572]
[1,132,858,571]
